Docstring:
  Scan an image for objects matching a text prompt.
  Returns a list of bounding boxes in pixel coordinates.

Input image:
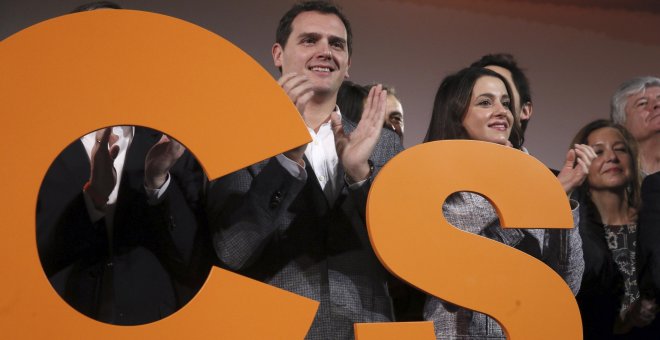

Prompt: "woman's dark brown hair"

[424,67,522,149]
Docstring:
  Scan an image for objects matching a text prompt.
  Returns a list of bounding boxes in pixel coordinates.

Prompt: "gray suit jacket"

[207,119,404,339]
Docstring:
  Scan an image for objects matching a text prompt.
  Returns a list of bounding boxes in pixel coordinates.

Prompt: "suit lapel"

[60,140,92,187]
[303,154,332,214]
[251,117,359,213]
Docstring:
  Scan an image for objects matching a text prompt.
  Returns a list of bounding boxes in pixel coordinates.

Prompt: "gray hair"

[610,76,660,124]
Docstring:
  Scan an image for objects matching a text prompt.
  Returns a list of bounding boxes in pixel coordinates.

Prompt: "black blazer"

[635,172,660,339]
[638,172,660,299]
[36,127,211,325]
[634,172,660,337]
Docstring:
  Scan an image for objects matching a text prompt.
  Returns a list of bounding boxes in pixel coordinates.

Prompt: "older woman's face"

[586,127,632,191]
[462,76,512,145]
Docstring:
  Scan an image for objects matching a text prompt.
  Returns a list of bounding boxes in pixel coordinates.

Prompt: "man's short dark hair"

[471,53,531,133]
[71,1,122,13]
[276,1,353,56]
[337,81,368,124]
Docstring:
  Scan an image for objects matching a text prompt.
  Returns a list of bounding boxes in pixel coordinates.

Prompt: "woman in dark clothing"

[572,119,655,338]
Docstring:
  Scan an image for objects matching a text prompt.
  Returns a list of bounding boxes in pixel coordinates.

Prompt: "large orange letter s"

[359,140,582,339]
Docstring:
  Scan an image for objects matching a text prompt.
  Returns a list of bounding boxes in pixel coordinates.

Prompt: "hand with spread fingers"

[278,72,315,166]
[145,134,185,189]
[86,127,120,209]
[557,143,597,196]
[331,84,387,182]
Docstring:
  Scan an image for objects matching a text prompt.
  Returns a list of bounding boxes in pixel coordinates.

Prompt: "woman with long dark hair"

[422,67,587,338]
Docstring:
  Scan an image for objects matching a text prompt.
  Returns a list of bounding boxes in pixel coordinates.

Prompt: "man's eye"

[331,41,345,49]
[637,101,647,107]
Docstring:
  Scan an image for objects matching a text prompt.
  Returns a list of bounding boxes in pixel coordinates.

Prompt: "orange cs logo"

[0,10,581,339]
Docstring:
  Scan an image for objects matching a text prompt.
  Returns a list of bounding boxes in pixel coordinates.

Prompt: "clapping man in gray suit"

[206,1,403,339]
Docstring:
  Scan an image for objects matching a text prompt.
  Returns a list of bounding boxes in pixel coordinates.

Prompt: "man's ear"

[521,102,533,121]
[272,43,283,69]
[344,57,351,79]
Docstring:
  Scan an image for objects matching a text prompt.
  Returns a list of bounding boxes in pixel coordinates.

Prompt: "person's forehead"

[628,85,660,101]
[387,94,401,105]
[484,66,517,96]
[473,76,507,94]
[588,127,624,143]
[289,11,347,38]
[386,96,403,114]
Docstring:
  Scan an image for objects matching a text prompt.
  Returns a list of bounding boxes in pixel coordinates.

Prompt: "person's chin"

[311,85,335,97]
[489,137,509,146]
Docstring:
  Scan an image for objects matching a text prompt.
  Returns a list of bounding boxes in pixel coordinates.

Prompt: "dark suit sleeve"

[139,150,213,298]
[206,157,307,271]
[638,173,660,298]
[36,142,108,278]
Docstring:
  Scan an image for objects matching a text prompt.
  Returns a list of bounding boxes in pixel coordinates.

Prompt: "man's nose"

[317,41,332,58]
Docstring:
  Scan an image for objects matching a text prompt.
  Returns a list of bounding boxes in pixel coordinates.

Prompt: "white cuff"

[276,154,307,181]
[347,177,368,189]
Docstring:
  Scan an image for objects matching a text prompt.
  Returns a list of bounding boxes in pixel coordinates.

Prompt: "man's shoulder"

[372,127,404,163]
[642,171,660,193]
[644,171,660,183]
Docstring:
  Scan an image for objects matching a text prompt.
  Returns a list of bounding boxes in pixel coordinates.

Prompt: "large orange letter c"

[0,10,317,339]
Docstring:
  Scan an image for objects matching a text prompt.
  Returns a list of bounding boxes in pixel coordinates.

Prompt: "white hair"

[610,76,660,124]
